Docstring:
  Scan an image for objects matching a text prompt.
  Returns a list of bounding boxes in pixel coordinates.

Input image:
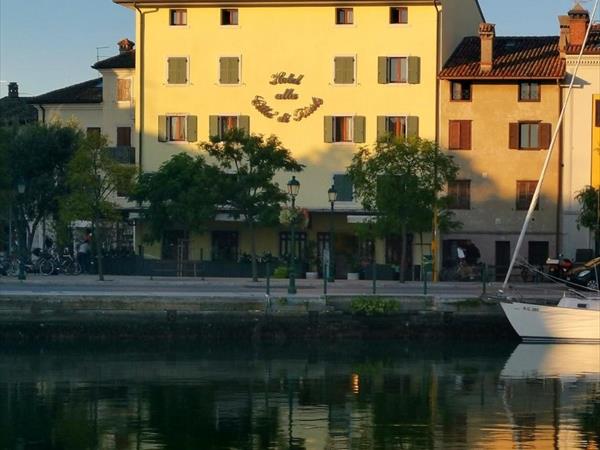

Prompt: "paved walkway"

[0,274,568,299]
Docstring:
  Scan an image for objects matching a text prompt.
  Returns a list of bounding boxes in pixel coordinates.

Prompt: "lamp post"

[327,185,337,282]
[16,177,26,281]
[287,176,300,295]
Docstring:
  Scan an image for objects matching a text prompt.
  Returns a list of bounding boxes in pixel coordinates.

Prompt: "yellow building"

[439,24,564,278]
[113,0,484,276]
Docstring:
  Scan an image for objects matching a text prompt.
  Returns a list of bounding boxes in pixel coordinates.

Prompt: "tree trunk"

[250,221,258,282]
[399,222,408,283]
[94,220,104,281]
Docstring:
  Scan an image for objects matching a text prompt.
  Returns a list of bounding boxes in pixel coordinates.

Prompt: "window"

[519,82,540,101]
[158,115,197,142]
[377,116,419,139]
[509,122,551,150]
[116,127,131,147]
[209,115,249,137]
[168,116,186,141]
[333,174,353,201]
[170,9,187,26]
[161,230,189,260]
[219,57,240,84]
[385,234,413,265]
[448,120,472,150]
[334,116,353,142]
[386,116,407,138]
[221,9,238,25]
[516,180,539,211]
[389,7,408,24]
[211,231,239,262]
[279,232,307,260]
[335,8,353,25]
[378,56,420,84]
[334,56,355,84]
[448,180,471,210]
[219,116,238,137]
[451,81,471,101]
[324,116,365,143]
[117,79,131,101]
[86,127,101,138]
[595,99,600,127]
[167,57,188,84]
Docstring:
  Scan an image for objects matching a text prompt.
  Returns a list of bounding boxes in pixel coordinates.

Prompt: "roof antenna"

[96,46,110,61]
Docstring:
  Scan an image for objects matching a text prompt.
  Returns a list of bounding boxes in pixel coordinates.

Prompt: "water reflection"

[0,342,598,450]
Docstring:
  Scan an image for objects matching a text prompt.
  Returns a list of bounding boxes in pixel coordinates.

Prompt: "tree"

[347,136,459,281]
[199,129,303,281]
[4,122,82,253]
[576,185,600,255]
[61,133,136,280]
[132,152,224,244]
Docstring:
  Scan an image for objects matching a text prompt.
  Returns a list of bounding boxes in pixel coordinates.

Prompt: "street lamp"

[327,185,337,282]
[287,176,300,294]
[16,177,26,281]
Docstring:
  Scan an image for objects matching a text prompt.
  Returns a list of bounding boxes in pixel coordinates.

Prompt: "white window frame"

[165,114,189,143]
[384,114,409,139]
[216,113,241,138]
[165,55,191,86]
[216,55,243,86]
[169,8,188,27]
[220,8,240,27]
[331,114,355,144]
[334,7,355,27]
[388,6,409,26]
[331,54,358,86]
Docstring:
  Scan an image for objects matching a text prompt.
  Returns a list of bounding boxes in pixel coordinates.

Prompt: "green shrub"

[350,296,400,315]
[273,265,289,279]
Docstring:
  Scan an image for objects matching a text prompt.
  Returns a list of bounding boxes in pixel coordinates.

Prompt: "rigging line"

[501,0,600,292]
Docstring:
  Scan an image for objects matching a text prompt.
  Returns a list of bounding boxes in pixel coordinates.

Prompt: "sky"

[0,0,583,98]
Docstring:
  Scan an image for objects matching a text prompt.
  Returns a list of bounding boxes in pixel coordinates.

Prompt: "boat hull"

[500,301,600,342]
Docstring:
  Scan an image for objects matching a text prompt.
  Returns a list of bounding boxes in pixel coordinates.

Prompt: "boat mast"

[502,0,600,292]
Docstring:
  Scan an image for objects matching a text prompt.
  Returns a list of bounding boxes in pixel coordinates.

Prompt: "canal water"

[0,341,598,449]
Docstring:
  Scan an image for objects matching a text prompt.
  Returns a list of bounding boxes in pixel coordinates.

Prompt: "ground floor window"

[211,231,239,262]
[385,234,413,266]
[162,230,189,260]
[279,231,307,261]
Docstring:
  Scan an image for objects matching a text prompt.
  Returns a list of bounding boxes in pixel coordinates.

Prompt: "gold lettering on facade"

[275,88,299,100]
[277,113,291,123]
[269,72,304,85]
[293,97,324,121]
[251,95,278,118]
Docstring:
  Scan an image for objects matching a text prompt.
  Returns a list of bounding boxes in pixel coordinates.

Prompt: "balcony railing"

[107,146,136,165]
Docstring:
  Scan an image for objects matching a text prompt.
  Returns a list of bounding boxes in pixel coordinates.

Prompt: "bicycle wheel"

[39,258,55,276]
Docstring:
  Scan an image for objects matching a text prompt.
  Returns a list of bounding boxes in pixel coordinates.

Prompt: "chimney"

[117,38,135,54]
[558,15,570,57]
[479,23,496,73]
[8,82,18,98]
[568,3,590,48]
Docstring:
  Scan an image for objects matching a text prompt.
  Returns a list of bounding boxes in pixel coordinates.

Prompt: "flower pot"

[347,272,360,280]
[305,271,318,280]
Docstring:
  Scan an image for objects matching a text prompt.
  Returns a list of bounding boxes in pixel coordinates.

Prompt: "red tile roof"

[566,24,600,54]
[439,36,565,80]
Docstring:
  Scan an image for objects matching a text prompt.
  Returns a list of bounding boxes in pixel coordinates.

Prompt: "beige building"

[439,24,564,278]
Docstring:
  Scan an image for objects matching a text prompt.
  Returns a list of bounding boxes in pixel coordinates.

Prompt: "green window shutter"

[407,116,419,138]
[378,57,388,84]
[158,115,168,142]
[377,116,386,140]
[334,57,354,84]
[334,174,353,202]
[324,116,333,143]
[209,116,219,137]
[186,116,198,142]
[353,116,365,143]
[407,56,420,84]
[220,57,239,84]
[238,115,250,134]
[168,57,188,84]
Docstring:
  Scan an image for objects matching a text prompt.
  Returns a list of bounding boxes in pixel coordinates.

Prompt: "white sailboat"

[499,1,600,342]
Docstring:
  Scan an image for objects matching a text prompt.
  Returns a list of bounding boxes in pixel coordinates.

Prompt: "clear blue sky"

[0,0,580,97]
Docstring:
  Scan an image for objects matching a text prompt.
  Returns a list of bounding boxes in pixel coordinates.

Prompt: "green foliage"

[350,296,400,315]
[576,186,599,235]
[131,153,224,243]
[3,122,82,249]
[272,265,289,279]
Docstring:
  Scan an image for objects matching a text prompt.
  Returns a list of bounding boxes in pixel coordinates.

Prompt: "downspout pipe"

[556,79,563,256]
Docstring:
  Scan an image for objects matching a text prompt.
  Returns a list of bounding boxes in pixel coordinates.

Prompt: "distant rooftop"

[29,78,103,105]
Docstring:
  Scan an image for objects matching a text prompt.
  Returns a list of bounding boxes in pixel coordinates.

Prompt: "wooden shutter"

[407,56,420,84]
[209,116,219,137]
[220,57,239,84]
[117,127,131,146]
[459,121,472,150]
[168,57,187,84]
[508,123,519,149]
[324,116,334,143]
[334,174,353,201]
[377,116,387,139]
[449,120,461,149]
[595,99,600,127]
[407,116,419,138]
[353,116,365,143]
[334,57,354,84]
[117,79,130,101]
[378,57,388,84]
[539,123,551,149]
[158,116,168,142]
[238,115,250,134]
[186,116,197,142]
